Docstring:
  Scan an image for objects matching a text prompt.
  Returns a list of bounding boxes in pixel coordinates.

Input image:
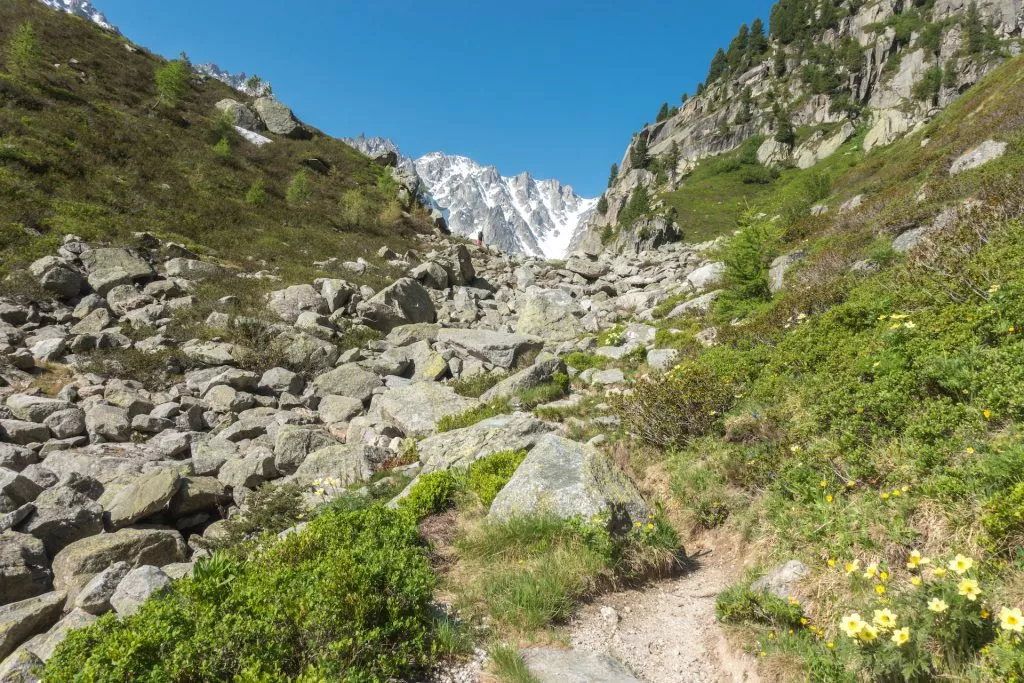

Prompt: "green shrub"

[437,398,512,433]
[397,470,463,521]
[489,644,540,683]
[466,450,528,507]
[515,374,570,410]
[154,60,190,108]
[46,506,448,681]
[245,178,266,206]
[212,136,230,158]
[5,21,40,77]
[611,364,736,447]
[222,482,310,545]
[286,169,312,205]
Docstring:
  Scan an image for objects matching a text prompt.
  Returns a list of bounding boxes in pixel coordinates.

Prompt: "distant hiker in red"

[477,230,483,247]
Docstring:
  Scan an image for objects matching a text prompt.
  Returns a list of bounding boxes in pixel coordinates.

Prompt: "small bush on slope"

[466,450,528,507]
[46,506,453,681]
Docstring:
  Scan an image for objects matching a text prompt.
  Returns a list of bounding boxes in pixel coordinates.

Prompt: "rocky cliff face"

[584,0,1023,246]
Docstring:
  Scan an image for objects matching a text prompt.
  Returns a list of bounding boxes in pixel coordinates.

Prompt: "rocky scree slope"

[581,0,1024,250]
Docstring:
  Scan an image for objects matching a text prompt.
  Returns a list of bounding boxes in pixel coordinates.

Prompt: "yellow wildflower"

[967,447,975,454]
[828,558,836,567]
[859,624,879,643]
[819,480,827,488]
[932,567,947,578]
[881,492,890,500]
[907,550,929,569]
[840,613,866,637]
[863,563,878,579]
[826,494,834,503]
[879,571,889,582]
[980,608,990,619]
[910,577,922,586]
[999,607,1024,633]
[928,598,949,613]
[875,584,886,595]
[949,554,974,575]
[845,559,860,575]
[983,409,992,420]
[891,627,911,646]
[958,578,982,601]
[873,609,897,630]
[826,642,834,649]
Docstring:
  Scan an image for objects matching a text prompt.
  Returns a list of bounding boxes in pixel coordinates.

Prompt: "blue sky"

[98,0,774,197]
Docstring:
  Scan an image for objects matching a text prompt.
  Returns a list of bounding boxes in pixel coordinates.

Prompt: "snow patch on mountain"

[37,0,117,32]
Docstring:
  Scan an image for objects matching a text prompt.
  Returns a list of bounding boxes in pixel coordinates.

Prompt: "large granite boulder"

[437,329,542,370]
[291,444,388,487]
[311,364,382,404]
[519,648,640,683]
[359,278,436,333]
[377,383,478,438]
[273,425,337,475]
[488,434,648,527]
[78,248,154,295]
[215,98,264,132]
[110,566,171,617]
[17,484,104,557]
[104,468,182,530]
[418,413,551,474]
[0,592,65,661]
[253,97,310,139]
[515,289,583,342]
[51,528,186,592]
[0,532,50,606]
[480,357,565,403]
[267,284,328,324]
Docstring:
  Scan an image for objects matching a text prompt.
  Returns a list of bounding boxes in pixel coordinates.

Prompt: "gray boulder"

[273,424,337,475]
[0,647,44,681]
[72,561,130,615]
[949,140,1008,175]
[6,396,72,425]
[166,477,229,519]
[418,413,551,473]
[751,560,811,600]
[377,383,478,438]
[0,422,49,447]
[110,566,171,617]
[267,284,328,324]
[17,484,104,556]
[79,248,154,295]
[0,592,65,661]
[253,97,310,138]
[515,289,583,342]
[51,528,186,592]
[163,258,223,281]
[292,444,388,486]
[489,434,648,527]
[0,532,50,606]
[21,607,97,663]
[311,364,382,404]
[438,329,542,370]
[217,450,276,490]
[42,409,86,440]
[104,468,182,530]
[317,395,363,425]
[215,98,265,132]
[85,405,131,442]
[28,257,83,300]
[258,367,304,396]
[360,278,436,332]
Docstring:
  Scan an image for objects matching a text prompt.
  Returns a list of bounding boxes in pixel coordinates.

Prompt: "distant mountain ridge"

[344,136,596,259]
[37,0,116,32]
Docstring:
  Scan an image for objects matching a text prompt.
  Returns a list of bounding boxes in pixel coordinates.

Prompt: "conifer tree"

[656,102,670,123]
[727,24,751,71]
[965,2,986,55]
[774,106,796,146]
[597,194,609,215]
[736,87,754,125]
[630,134,650,170]
[608,163,618,188]
[707,49,729,83]
[749,18,769,56]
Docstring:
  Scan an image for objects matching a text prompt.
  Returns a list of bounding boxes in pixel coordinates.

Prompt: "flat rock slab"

[0,591,65,661]
[438,328,543,370]
[418,413,551,473]
[520,648,640,683]
[377,383,478,438]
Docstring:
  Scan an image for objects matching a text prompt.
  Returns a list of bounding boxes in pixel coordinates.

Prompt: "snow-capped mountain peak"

[192,63,273,97]
[412,152,596,259]
[37,0,117,32]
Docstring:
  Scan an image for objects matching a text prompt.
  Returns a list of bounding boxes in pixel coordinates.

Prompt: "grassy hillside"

[614,54,1024,681]
[0,0,431,293]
